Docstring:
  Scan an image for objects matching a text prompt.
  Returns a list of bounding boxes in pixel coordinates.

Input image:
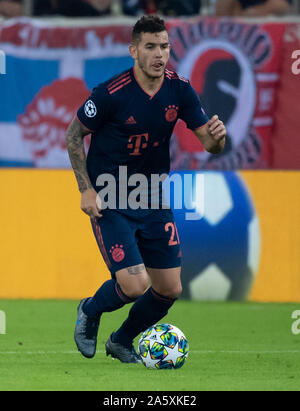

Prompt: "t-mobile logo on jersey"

[0,310,6,334]
[291,51,300,75]
[95,166,205,221]
[127,134,149,156]
[0,50,6,75]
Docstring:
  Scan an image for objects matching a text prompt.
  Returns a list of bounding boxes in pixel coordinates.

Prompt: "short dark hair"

[132,15,167,44]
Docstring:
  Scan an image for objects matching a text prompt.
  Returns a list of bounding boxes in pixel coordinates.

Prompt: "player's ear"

[129,44,137,60]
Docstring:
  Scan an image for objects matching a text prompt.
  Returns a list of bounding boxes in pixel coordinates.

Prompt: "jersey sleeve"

[77,83,111,132]
[179,81,209,130]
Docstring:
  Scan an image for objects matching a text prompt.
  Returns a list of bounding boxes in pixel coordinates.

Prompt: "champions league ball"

[168,171,260,301]
[138,324,189,370]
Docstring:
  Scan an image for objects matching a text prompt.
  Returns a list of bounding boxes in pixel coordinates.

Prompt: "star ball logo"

[0,50,6,74]
[84,100,97,118]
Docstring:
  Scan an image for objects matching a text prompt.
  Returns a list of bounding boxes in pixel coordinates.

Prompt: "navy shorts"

[91,208,181,277]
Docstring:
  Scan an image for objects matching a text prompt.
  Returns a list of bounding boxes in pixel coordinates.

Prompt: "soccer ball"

[138,324,189,370]
[169,171,261,300]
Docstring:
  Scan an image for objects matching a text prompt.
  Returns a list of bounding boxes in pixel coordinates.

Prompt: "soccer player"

[66,15,226,363]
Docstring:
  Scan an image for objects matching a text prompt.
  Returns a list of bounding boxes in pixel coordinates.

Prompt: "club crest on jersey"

[110,244,125,263]
[84,100,97,118]
[165,105,179,122]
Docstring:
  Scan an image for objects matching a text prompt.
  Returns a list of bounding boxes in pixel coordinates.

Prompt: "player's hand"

[207,115,226,141]
[81,188,103,218]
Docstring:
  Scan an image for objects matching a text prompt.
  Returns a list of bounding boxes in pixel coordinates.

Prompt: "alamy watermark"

[0,50,6,75]
[0,310,6,334]
[291,310,300,335]
[95,167,205,221]
[291,50,300,75]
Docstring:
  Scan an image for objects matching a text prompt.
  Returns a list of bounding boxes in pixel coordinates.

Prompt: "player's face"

[131,31,171,79]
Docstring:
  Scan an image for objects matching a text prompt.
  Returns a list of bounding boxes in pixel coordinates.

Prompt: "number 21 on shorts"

[165,222,180,246]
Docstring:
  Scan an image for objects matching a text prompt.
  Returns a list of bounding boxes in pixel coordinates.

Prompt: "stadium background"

[0,12,300,303]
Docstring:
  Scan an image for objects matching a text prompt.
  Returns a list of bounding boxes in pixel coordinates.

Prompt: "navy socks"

[112,287,177,348]
[82,282,177,349]
[82,279,136,318]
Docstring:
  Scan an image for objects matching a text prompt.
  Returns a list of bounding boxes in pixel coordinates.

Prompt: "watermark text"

[291,310,300,335]
[95,167,205,221]
[0,310,6,334]
[0,50,6,75]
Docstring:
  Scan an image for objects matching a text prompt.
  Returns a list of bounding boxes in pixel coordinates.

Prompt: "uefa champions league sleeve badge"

[84,100,97,118]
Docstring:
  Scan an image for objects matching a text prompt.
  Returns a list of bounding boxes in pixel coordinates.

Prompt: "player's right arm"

[65,117,102,218]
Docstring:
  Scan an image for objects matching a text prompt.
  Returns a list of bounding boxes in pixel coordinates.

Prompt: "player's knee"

[119,279,149,299]
[157,283,182,300]
[169,284,183,299]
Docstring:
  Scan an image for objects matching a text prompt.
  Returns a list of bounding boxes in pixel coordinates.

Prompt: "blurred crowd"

[0,0,297,19]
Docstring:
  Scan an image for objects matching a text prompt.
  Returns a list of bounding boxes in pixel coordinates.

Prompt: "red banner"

[166,18,286,170]
[271,23,300,169]
[0,17,299,169]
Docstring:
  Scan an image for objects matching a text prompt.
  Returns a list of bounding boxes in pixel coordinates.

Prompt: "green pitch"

[0,299,300,391]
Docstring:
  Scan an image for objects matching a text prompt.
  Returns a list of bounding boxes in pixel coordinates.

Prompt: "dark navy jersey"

[77,67,208,193]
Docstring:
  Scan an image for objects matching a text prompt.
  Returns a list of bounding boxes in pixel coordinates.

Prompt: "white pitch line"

[193,350,300,354]
[0,350,299,355]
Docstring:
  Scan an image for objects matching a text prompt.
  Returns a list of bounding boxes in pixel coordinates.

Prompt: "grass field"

[0,299,300,391]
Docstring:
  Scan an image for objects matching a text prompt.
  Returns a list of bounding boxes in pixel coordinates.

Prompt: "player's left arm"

[193,115,226,154]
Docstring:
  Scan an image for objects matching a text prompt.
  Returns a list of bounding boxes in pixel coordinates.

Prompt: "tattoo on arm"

[127,264,146,276]
[66,118,92,193]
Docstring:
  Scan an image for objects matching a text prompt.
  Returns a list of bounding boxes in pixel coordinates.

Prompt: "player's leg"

[82,265,149,322]
[110,267,181,350]
[105,263,151,363]
[114,264,150,300]
[74,211,148,358]
[109,209,182,354]
[146,266,182,299]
